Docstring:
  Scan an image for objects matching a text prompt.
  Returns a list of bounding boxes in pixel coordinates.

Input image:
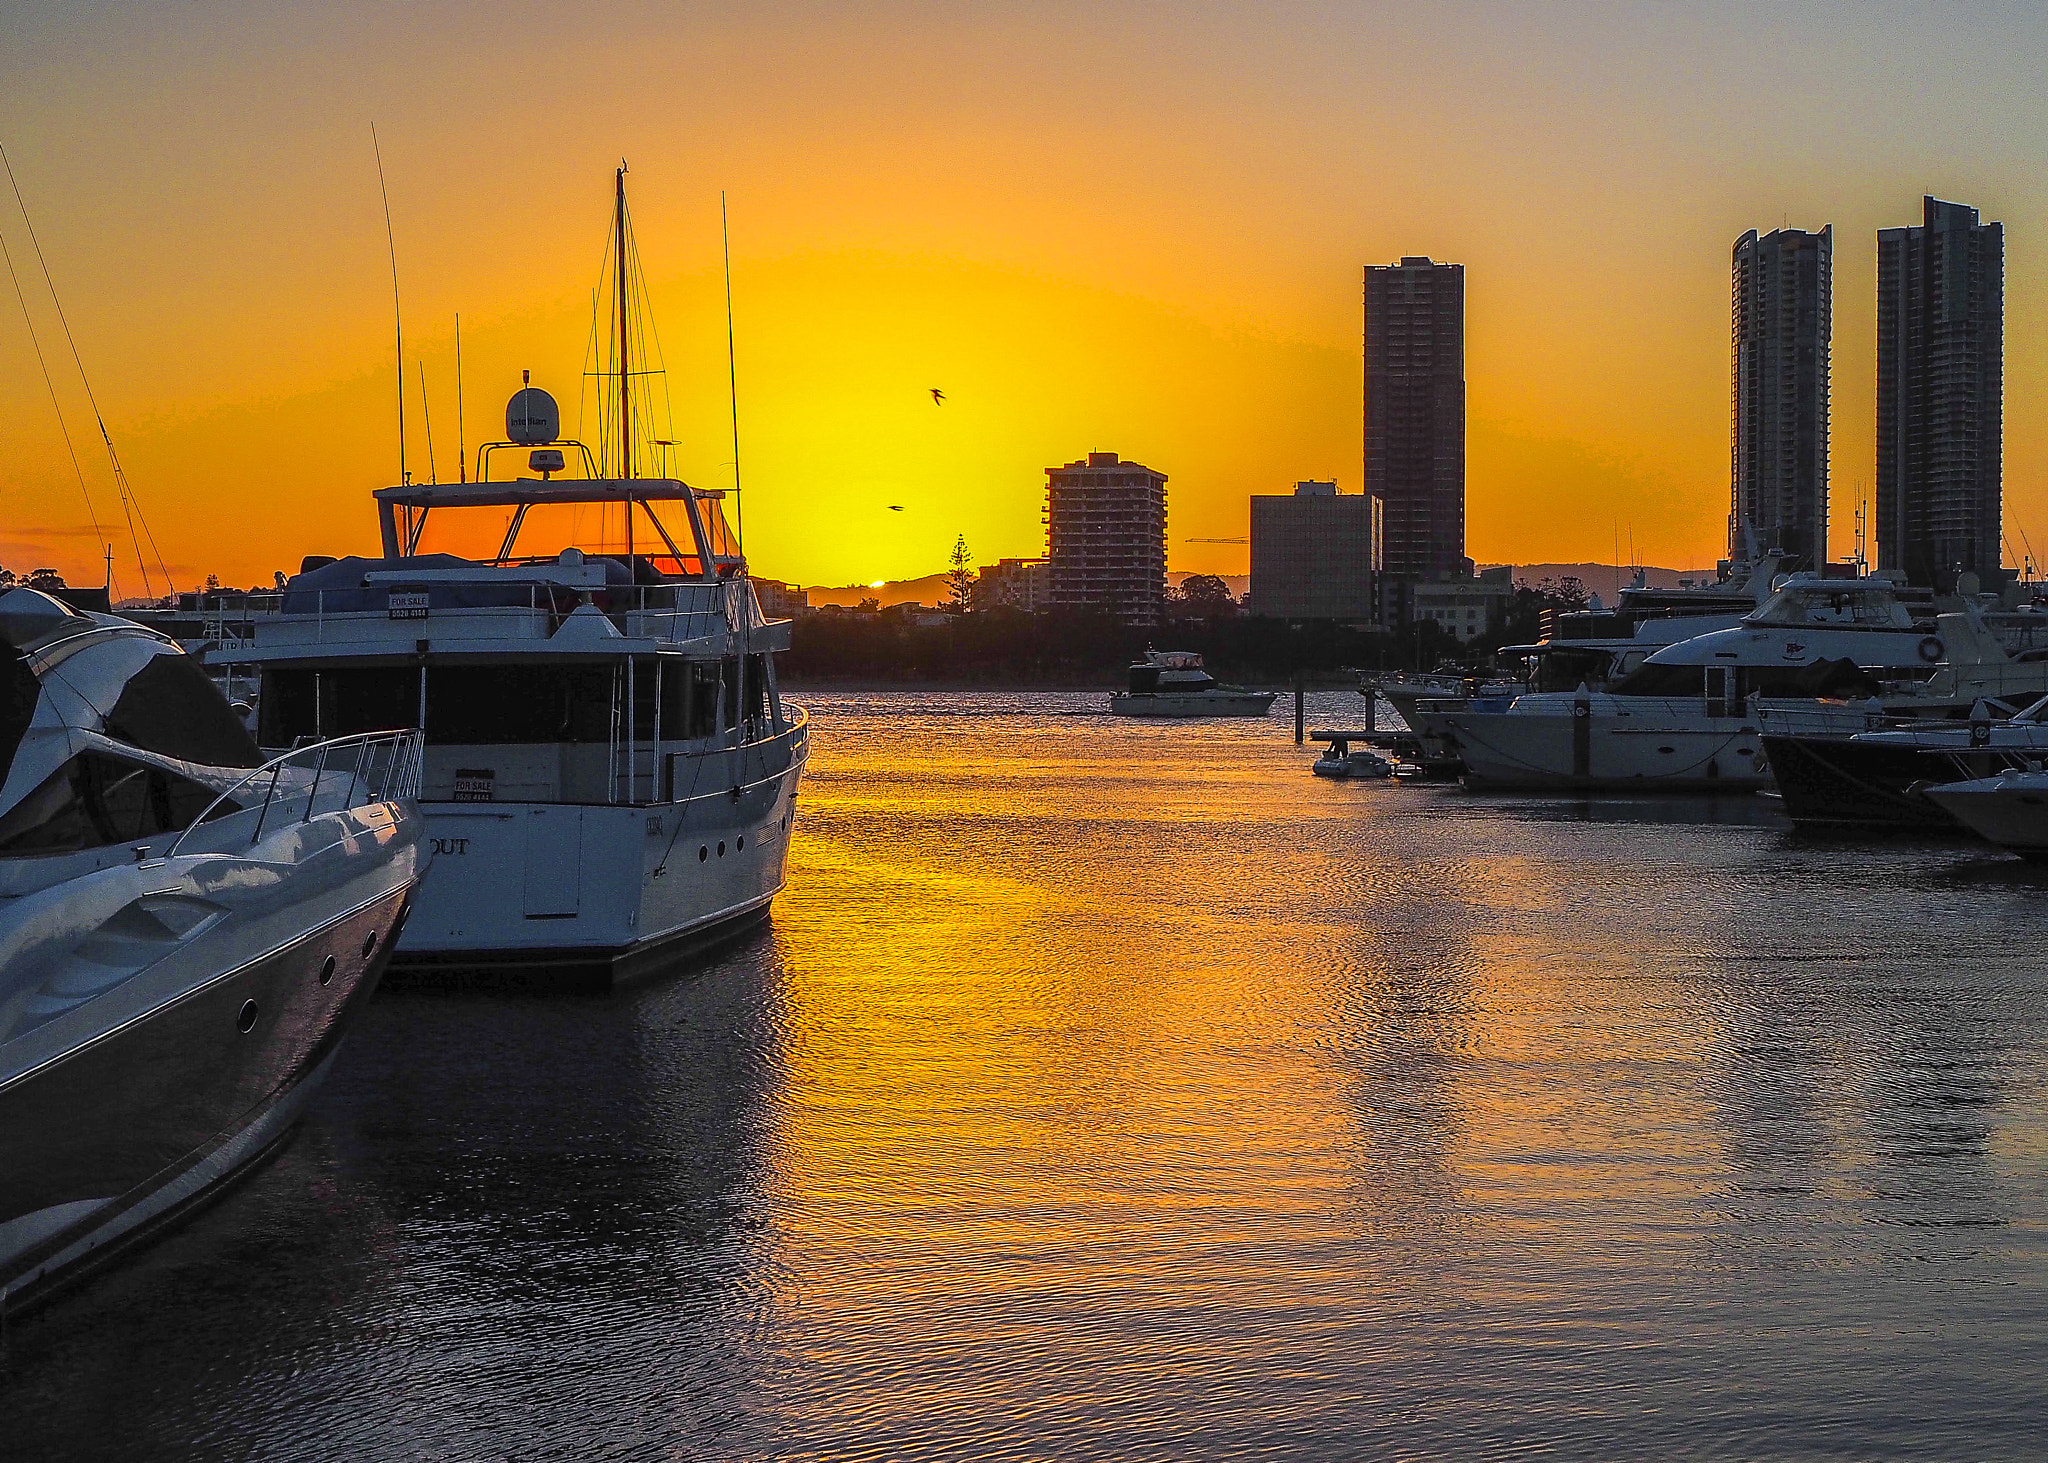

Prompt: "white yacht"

[221,471,806,991]
[1,587,422,1307]
[1110,650,1275,718]
[1923,771,2048,859]
[1412,574,1949,790]
[211,170,806,990]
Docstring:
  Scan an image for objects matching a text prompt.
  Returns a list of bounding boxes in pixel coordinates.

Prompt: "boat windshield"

[405,496,732,573]
[1748,584,1911,629]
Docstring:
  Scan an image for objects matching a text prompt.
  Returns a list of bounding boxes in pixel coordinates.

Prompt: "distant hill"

[1488,562,1711,602]
[794,569,1250,608]
[804,573,953,609]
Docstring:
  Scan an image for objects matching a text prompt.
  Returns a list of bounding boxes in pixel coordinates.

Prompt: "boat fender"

[1918,635,1945,663]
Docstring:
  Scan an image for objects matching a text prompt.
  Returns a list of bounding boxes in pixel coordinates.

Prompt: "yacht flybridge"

[211,166,807,989]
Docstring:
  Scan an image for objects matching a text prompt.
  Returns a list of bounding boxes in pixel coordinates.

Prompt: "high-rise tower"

[1877,197,2004,588]
[1364,257,1465,582]
[1730,225,1831,567]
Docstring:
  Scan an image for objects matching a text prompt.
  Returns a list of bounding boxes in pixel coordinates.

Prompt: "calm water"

[9,691,2048,1460]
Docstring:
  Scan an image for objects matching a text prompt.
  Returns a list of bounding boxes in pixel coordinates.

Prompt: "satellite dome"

[506,387,560,446]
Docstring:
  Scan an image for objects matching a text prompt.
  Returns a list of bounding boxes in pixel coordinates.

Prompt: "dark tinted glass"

[0,752,233,857]
[103,651,261,768]
[1,652,36,793]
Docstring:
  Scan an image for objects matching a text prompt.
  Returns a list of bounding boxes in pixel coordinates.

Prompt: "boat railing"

[278,582,737,643]
[168,728,424,857]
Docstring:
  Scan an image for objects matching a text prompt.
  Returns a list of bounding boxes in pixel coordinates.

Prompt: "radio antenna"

[723,190,742,549]
[418,361,436,484]
[372,124,407,485]
[454,313,466,482]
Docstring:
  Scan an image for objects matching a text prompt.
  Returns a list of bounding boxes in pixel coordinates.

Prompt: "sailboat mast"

[616,163,631,482]
[616,162,633,567]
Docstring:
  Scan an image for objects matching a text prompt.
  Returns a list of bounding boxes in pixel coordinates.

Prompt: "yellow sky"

[4,1,2046,594]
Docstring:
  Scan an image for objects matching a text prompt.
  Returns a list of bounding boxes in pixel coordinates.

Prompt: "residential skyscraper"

[1248,481,1381,620]
[1877,196,2004,588]
[1364,256,1465,581]
[1730,225,1831,567]
[1045,452,1167,621]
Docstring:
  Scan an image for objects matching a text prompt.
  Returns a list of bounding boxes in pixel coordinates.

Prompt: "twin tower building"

[1736,196,2003,587]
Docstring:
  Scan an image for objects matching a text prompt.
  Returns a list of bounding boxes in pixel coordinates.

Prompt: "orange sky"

[3,1,2046,595]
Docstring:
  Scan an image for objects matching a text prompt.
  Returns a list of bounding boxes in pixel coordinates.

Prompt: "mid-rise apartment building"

[1045,452,1167,621]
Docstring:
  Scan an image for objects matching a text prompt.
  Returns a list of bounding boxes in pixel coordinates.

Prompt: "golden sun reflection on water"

[732,691,2048,1455]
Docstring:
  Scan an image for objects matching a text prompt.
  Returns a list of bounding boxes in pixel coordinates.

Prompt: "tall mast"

[616,162,631,482]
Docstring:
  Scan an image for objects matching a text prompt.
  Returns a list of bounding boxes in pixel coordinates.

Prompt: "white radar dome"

[506,387,560,446]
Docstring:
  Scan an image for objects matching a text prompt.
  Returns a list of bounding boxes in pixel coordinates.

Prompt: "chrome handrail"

[168,728,424,857]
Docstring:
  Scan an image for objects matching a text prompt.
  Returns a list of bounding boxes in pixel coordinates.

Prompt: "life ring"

[1917,635,1945,663]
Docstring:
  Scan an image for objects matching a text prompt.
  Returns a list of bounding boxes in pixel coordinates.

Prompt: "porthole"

[736,835,745,851]
[361,930,378,958]
[717,841,726,857]
[237,999,260,1034]
[698,846,708,862]
[319,955,336,986]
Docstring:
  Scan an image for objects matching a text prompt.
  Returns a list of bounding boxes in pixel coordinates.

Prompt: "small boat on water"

[1923,770,2048,859]
[1,588,423,1308]
[1311,733,1393,779]
[1110,650,1276,718]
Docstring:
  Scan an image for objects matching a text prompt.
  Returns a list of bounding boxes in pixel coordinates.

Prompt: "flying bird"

[930,388,945,404]
[887,505,905,512]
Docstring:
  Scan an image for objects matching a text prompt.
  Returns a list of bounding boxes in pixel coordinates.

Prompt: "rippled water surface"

[10,691,2048,1460]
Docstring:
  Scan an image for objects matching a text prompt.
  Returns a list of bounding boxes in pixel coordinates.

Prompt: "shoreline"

[779,680,1367,694]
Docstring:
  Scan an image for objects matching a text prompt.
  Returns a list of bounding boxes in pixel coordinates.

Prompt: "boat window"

[102,649,262,768]
[0,752,231,857]
[685,662,720,739]
[1609,662,1706,697]
[745,655,769,729]
[1,651,36,793]
[260,666,419,745]
[259,664,620,746]
[407,498,704,567]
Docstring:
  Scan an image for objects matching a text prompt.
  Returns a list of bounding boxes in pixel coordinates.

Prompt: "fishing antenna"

[2,142,171,598]
[723,190,742,549]
[371,124,407,485]
[455,313,466,482]
[0,206,111,593]
[418,361,436,484]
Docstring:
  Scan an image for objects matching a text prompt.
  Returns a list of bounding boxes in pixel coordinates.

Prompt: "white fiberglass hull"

[1416,695,1772,790]
[390,735,807,989]
[1922,775,2048,859]
[1110,691,1277,718]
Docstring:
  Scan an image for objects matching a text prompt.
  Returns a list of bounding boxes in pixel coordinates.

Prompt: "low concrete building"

[1248,481,1381,621]
[751,579,810,618]
[975,557,1052,611]
[1409,564,1514,642]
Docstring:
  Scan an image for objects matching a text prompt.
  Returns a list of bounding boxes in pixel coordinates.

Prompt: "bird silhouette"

[887,505,905,512]
[930,388,945,404]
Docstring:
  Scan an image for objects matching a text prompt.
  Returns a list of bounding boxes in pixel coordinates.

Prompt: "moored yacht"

[1412,573,1931,790]
[1,587,422,1307]
[214,171,804,990]
[1110,650,1275,718]
[1923,770,2048,859]
[222,468,806,991]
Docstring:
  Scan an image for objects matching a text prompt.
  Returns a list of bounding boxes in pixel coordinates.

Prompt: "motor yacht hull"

[1758,735,1994,831]
[1421,698,1771,791]
[387,744,805,992]
[1921,776,2048,859]
[0,881,411,1310]
[1109,691,1276,718]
